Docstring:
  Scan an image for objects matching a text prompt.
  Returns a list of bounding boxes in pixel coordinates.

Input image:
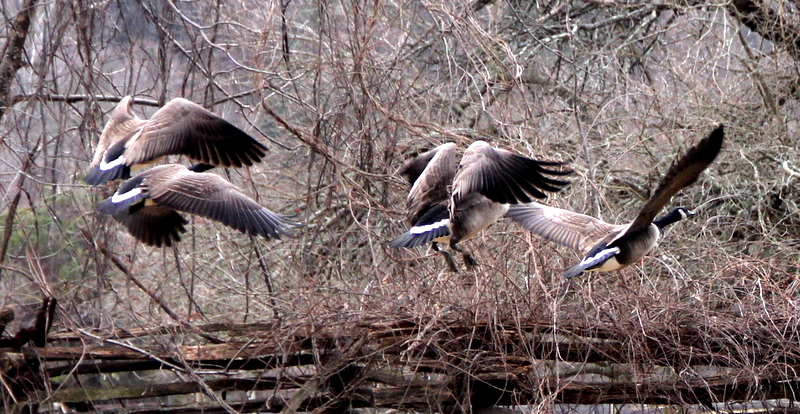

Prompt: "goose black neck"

[653,208,690,230]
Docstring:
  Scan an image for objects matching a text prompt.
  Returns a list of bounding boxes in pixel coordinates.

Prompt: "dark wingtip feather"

[397,146,443,187]
[84,165,130,185]
[250,210,301,241]
[147,219,186,247]
[95,199,114,214]
[478,155,572,204]
[702,124,725,161]
[227,131,268,167]
[664,123,725,189]
[252,140,268,155]
[673,123,724,173]
[111,206,187,247]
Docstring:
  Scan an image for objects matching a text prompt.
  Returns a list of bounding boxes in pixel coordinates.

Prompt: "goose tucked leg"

[449,239,477,270]
[433,242,459,273]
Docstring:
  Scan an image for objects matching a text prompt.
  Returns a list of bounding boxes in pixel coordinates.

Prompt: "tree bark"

[0,0,38,120]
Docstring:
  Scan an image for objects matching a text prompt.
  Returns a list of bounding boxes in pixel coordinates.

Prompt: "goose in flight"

[506,124,724,278]
[96,163,299,247]
[85,96,267,185]
[390,141,571,272]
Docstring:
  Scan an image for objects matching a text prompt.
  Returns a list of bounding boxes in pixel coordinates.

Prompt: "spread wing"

[452,141,571,206]
[627,124,724,234]
[505,203,625,254]
[403,143,460,224]
[124,98,267,167]
[148,171,299,240]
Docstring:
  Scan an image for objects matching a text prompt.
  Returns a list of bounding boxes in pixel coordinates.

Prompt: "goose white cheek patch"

[410,219,450,235]
[110,188,142,204]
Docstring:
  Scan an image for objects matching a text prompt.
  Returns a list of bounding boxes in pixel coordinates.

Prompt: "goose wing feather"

[148,168,298,240]
[505,203,625,254]
[627,124,724,234]
[111,205,188,247]
[404,143,460,224]
[453,141,571,206]
[123,98,267,168]
[397,144,446,187]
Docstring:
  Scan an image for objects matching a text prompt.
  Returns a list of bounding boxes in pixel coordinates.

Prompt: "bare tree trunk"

[0,0,37,120]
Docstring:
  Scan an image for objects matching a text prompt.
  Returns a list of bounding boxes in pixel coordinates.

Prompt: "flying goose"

[390,141,572,272]
[505,124,724,279]
[85,96,268,185]
[96,163,299,247]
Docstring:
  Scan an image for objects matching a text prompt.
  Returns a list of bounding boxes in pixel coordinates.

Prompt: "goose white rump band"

[110,188,142,203]
[583,247,622,271]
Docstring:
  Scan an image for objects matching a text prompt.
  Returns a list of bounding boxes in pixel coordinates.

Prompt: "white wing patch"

[110,187,142,204]
[410,218,450,235]
[99,155,125,171]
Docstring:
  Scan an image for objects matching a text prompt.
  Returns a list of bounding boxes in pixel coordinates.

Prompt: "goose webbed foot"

[433,242,459,272]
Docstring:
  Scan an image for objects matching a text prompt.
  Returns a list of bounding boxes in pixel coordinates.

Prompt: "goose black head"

[653,206,695,229]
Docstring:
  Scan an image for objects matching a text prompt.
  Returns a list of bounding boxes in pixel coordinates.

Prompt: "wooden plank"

[45,353,320,377]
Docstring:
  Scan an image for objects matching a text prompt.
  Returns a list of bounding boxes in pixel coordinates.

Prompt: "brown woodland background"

[2,0,800,412]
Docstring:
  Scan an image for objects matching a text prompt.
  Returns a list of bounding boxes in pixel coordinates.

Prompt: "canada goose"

[390,141,571,272]
[96,163,299,247]
[505,124,724,279]
[85,96,268,185]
